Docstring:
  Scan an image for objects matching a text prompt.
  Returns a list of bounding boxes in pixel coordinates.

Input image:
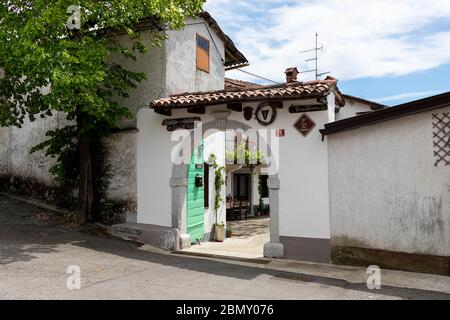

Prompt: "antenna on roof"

[300,33,330,80]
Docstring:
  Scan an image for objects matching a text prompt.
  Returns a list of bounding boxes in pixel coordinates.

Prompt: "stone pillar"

[211,111,231,131]
[263,176,284,258]
[170,176,191,249]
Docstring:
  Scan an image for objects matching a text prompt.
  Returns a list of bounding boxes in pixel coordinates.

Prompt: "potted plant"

[226,225,232,238]
[215,222,225,242]
[211,154,226,242]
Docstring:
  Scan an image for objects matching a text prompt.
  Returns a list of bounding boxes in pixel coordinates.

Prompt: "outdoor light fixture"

[195,174,204,188]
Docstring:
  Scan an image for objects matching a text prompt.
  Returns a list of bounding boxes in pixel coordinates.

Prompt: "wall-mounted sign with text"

[162,117,201,132]
[289,104,327,114]
[294,114,316,137]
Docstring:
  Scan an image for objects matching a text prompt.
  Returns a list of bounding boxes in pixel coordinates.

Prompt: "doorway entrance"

[233,173,250,202]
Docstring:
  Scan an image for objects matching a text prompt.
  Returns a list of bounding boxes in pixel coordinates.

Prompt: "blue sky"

[205,0,450,106]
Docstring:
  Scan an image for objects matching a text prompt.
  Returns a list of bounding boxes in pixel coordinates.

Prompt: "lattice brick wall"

[432,113,450,167]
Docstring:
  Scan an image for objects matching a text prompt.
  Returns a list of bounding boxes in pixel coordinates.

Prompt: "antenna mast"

[300,33,330,80]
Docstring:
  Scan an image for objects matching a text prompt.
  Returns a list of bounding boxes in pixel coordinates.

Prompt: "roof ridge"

[169,81,331,98]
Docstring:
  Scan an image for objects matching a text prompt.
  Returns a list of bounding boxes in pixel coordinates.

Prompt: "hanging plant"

[225,141,265,166]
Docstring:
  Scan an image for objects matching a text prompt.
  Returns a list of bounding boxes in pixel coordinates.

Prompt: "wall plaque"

[255,102,277,126]
[289,104,327,113]
[243,107,253,121]
[162,117,201,132]
[294,114,316,137]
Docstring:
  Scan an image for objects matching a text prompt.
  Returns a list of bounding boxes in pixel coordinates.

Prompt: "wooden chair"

[230,199,249,220]
[230,199,241,220]
[239,200,249,220]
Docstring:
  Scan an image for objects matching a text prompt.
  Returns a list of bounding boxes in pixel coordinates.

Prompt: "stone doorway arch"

[170,112,283,258]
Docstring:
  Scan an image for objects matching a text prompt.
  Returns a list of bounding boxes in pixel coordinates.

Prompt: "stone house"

[1,11,448,274]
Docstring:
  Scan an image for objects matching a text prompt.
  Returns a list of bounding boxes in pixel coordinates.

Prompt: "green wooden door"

[187,144,205,244]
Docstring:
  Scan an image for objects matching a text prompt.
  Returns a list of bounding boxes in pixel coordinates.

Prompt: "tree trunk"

[75,138,94,224]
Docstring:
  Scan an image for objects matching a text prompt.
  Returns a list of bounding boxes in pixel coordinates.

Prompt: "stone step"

[111,223,180,251]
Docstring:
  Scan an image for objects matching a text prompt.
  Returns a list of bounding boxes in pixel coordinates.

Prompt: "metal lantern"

[195,174,203,188]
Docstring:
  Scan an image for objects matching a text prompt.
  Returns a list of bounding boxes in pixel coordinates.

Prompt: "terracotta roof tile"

[150,79,340,109]
[224,78,264,90]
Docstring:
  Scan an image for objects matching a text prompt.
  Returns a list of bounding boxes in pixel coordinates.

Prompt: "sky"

[204,0,450,106]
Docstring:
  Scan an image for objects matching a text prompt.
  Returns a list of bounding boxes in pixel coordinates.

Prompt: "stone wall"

[0,115,138,225]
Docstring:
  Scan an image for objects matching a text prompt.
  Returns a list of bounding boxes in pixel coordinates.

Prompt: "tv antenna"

[300,33,330,80]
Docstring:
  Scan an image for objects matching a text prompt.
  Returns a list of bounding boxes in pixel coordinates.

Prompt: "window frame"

[196,33,210,73]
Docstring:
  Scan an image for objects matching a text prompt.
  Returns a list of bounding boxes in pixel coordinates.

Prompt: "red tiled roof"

[225,78,264,90]
[151,79,341,109]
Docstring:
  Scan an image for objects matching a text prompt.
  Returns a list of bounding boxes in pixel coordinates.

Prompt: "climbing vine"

[210,154,225,225]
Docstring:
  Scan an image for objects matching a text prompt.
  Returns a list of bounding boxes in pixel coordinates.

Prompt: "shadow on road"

[1,195,449,300]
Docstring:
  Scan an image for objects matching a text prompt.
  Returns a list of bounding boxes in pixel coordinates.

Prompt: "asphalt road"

[0,195,447,300]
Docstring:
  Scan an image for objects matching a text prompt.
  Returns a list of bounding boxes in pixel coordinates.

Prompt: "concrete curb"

[168,249,450,295]
[0,192,71,216]
[0,192,111,234]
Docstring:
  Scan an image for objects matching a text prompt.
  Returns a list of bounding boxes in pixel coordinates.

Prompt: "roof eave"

[199,11,249,68]
[321,91,450,136]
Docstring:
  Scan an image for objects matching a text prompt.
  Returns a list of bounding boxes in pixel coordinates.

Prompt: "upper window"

[196,34,210,73]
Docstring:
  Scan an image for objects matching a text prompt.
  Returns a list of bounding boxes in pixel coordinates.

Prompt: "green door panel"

[187,144,205,243]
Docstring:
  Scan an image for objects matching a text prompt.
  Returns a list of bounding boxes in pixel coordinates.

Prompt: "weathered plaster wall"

[100,130,138,223]
[109,31,166,119]
[0,112,138,222]
[328,106,450,257]
[0,127,10,176]
[164,16,225,95]
[7,114,61,186]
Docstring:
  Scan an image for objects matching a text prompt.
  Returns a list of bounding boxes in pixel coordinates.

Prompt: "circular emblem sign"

[255,102,277,126]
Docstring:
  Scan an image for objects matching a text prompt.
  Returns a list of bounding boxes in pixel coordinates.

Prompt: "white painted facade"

[328,107,450,257]
[137,95,336,260]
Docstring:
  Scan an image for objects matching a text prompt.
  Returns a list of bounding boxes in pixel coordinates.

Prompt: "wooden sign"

[289,104,327,113]
[294,114,316,137]
[162,117,201,132]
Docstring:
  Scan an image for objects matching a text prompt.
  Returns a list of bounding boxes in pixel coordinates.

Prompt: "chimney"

[285,67,300,83]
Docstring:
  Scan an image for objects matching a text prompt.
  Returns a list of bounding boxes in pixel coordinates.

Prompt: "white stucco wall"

[137,108,227,232]
[136,108,174,226]
[203,130,226,234]
[225,100,331,240]
[336,100,375,121]
[328,107,450,256]
[137,97,334,244]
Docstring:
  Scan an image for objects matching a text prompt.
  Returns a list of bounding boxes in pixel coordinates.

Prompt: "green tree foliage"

[0,0,205,223]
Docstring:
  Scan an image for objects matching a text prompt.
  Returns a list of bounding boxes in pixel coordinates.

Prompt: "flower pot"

[226,229,232,238]
[214,224,225,242]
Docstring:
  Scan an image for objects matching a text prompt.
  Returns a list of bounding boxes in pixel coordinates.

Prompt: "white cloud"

[205,0,450,82]
[372,90,445,103]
